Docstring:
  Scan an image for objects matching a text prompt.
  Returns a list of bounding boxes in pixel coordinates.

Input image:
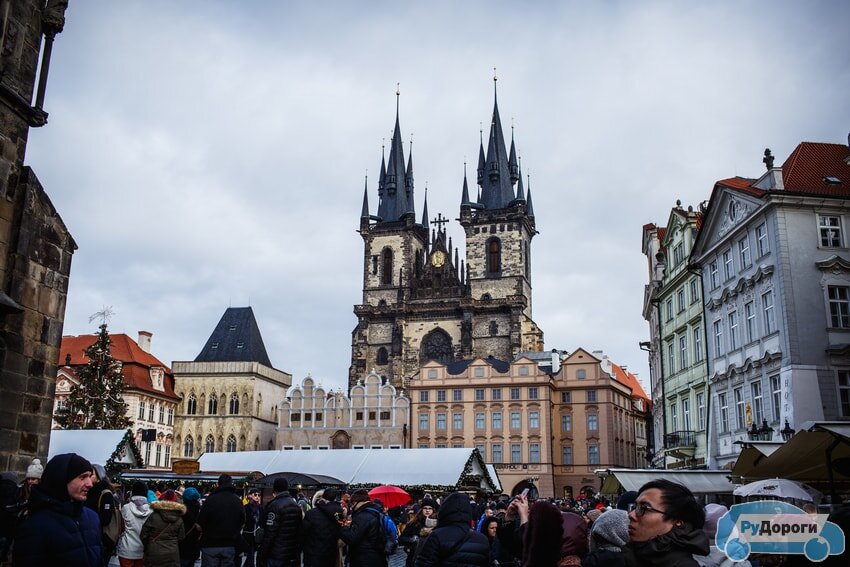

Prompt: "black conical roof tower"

[480,78,516,209]
[195,307,272,367]
[376,90,413,223]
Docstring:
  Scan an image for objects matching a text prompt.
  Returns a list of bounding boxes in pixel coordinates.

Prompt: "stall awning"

[731,441,785,479]
[598,469,735,495]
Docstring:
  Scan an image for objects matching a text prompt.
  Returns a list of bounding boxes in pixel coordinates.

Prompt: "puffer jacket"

[197,484,244,549]
[414,492,489,567]
[302,499,344,567]
[117,497,154,559]
[258,492,303,566]
[340,501,387,567]
[626,525,710,567]
[140,500,186,567]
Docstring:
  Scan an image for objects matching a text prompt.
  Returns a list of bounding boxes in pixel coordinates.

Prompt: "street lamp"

[748,422,760,441]
[758,419,773,441]
[780,420,795,441]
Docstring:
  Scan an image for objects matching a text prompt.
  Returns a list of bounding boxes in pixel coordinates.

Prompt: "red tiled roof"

[59,334,179,400]
[656,227,667,242]
[611,362,651,404]
[782,142,850,195]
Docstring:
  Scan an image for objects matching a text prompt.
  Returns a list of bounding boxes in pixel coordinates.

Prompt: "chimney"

[550,349,561,374]
[138,331,152,353]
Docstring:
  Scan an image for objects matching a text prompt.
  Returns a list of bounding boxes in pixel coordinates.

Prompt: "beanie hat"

[273,477,289,493]
[590,509,630,550]
[160,489,178,502]
[65,454,93,484]
[615,491,638,511]
[26,458,44,480]
[586,508,603,523]
[421,497,437,509]
[350,489,371,505]
[323,488,339,502]
[703,503,728,540]
[182,487,201,503]
[131,481,148,497]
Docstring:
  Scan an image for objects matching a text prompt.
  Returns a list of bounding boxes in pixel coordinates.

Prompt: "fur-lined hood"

[150,499,186,515]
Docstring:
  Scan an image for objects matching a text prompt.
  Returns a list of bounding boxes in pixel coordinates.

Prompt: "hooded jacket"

[116,496,153,559]
[258,491,303,566]
[141,499,186,567]
[302,498,344,567]
[626,525,710,567]
[340,501,387,567]
[12,453,102,567]
[197,483,245,549]
[414,492,489,567]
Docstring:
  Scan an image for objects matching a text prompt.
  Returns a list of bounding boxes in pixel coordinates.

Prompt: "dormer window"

[211,342,219,349]
[824,176,842,185]
[150,368,165,391]
[236,342,244,349]
[229,324,237,331]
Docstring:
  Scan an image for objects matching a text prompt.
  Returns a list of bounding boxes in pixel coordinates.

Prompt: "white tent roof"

[49,429,137,467]
[485,464,502,493]
[598,468,735,494]
[199,448,496,490]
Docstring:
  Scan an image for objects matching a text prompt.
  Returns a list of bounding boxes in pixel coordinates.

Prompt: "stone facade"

[276,372,409,450]
[0,0,75,474]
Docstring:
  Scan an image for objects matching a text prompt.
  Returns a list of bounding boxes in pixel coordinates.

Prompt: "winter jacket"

[415,492,489,567]
[197,484,244,549]
[257,492,303,566]
[626,525,710,567]
[140,499,186,567]
[177,499,201,562]
[117,497,153,559]
[302,499,344,567]
[12,454,103,567]
[340,501,388,567]
[693,546,750,567]
[582,549,629,567]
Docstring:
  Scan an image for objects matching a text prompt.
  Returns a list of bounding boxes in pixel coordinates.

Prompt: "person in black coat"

[12,453,102,567]
[415,492,489,567]
[197,473,246,565]
[178,487,202,567]
[302,488,345,567]
[257,478,303,567]
[340,489,387,567]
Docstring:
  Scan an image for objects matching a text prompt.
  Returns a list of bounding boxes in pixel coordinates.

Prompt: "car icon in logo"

[716,500,845,562]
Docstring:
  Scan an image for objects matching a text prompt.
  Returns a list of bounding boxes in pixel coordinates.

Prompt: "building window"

[728,311,739,350]
[756,223,769,257]
[679,335,688,369]
[762,290,776,334]
[529,411,540,429]
[587,414,598,431]
[489,321,498,336]
[677,288,686,313]
[682,398,690,429]
[164,444,171,465]
[475,388,485,401]
[734,387,745,430]
[183,435,194,457]
[208,396,218,415]
[752,381,764,425]
[576,369,586,380]
[452,389,463,402]
[379,411,389,420]
[665,298,673,322]
[475,412,485,429]
[719,392,729,433]
[561,391,571,403]
[436,413,447,430]
[148,404,155,422]
[381,248,393,285]
[588,445,599,465]
[492,412,502,429]
[492,444,502,463]
[673,242,684,266]
[562,445,573,465]
[690,278,700,304]
[771,375,781,421]
[186,395,196,415]
[376,347,388,365]
[291,413,301,422]
[745,301,757,343]
[587,390,597,402]
[305,413,314,423]
[354,411,362,421]
[510,412,521,429]
[452,412,463,430]
[529,443,541,463]
[419,390,429,403]
[528,387,539,400]
[144,443,152,465]
[167,408,174,425]
[226,435,237,452]
[819,215,843,247]
[474,366,485,377]
[739,236,752,269]
[139,401,146,420]
[492,388,502,401]
[670,403,678,431]
[838,371,850,417]
[519,365,529,376]
[475,444,486,459]
[511,444,521,463]
[561,414,572,432]
[205,435,215,453]
[229,393,240,415]
[510,387,520,400]
[487,238,502,273]
[709,261,719,289]
[419,414,429,431]
[713,320,723,355]
[667,341,675,374]
[437,389,446,402]
[723,249,734,281]
[697,392,705,429]
[828,286,850,328]
[427,368,438,379]
[693,326,703,362]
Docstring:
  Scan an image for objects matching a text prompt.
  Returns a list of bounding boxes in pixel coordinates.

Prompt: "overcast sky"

[26,0,850,394]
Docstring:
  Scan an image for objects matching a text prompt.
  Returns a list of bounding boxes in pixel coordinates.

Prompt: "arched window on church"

[420,328,453,365]
[207,395,217,415]
[256,394,262,416]
[226,435,237,452]
[381,248,393,285]
[229,393,239,415]
[487,238,501,274]
[183,435,194,457]
[376,347,389,365]
[489,321,498,336]
[254,436,260,451]
[186,394,197,415]
[205,435,215,453]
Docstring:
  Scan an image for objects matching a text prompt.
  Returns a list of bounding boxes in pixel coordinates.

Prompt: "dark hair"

[638,479,705,528]
[218,473,232,486]
[479,516,499,535]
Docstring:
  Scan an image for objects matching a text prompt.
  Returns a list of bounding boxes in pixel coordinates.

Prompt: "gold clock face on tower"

[431,250,446,268]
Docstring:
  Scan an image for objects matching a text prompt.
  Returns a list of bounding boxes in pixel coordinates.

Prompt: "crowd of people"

[2,452,849,567]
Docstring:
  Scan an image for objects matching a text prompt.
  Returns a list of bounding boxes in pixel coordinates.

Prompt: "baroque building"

[640,223,665,467]
[691,141,850,468]
[0,0,76,473]
[350,87,544,390]
[173,307,291,458]
[55,331,180,468]
[276,372,409,450]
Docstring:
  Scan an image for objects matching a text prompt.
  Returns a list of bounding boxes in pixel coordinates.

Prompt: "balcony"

[664,430,697,460]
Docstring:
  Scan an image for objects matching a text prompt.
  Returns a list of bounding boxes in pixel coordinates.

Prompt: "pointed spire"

[377,85,413,222]
[481,74,515,209]
[421,184,430,228]
[526,173,535,217]
[461,162,470,205]
[508,122,519,184]
[515,159,525,201]
[361,175,370,218]
[477,125,485,186]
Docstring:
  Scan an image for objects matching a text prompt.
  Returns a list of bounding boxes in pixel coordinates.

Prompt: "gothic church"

[350,86,544,389]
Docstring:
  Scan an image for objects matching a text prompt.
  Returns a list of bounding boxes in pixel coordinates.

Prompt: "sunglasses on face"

[629,502,666,517]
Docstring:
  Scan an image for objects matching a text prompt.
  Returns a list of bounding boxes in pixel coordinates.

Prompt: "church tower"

[350,85,543,390]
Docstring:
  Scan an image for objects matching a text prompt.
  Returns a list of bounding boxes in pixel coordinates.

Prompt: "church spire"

[461,162,470,205]
[376,86,413,222]
[477,126,485,186]
[515,159,525,202]
[526,173,535,217]
[361,175,370,219]
[480,71,516,209]
[508,123,519,184]
[421,184,430,228]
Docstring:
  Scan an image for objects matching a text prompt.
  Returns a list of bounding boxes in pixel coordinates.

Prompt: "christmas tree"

[55,323,132,430]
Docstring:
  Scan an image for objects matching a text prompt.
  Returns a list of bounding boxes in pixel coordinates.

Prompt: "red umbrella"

[368,485,411,509]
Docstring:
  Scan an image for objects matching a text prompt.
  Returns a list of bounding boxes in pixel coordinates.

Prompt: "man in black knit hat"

[12,452,101,566]
[198,473,245,566]
[258,477,302,567]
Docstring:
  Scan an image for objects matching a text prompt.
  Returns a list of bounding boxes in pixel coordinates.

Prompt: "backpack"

[365,508,398,555]
[99,490,124,547]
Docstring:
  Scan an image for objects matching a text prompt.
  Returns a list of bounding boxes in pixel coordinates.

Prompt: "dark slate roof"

[446,356,511,375]
[195,307,273,367]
